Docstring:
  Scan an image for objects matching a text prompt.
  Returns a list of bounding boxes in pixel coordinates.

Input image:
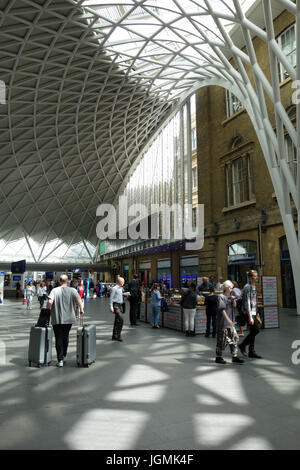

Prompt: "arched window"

[227,240,257,265]
[226,90,243,117]
[231,135,243,149]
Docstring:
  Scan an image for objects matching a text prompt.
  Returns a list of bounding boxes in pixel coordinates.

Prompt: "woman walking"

[215,280,244,364]
[37,281,48,309]
[181,283,197,336]
[25,281,35,310]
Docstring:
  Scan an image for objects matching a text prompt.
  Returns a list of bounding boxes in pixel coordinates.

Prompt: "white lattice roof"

[0,0,295,263]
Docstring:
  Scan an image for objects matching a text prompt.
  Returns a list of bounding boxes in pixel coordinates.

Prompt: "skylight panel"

[82,0,259,97]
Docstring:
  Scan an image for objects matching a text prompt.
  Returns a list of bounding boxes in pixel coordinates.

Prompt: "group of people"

[181,271,262,364]
[24,280,48,310]
[22,270,263,367]
[109,271,262,365]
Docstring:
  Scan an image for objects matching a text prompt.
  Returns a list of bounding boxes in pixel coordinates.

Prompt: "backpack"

[235,297,248,326]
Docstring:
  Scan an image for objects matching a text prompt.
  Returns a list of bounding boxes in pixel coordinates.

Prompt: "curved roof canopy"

[0,0,295,263]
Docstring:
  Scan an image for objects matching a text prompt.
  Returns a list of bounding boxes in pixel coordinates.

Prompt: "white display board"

[262,276,278,305]
[262,276,279,328]
[195,307,207,334]
[0,275,4,305]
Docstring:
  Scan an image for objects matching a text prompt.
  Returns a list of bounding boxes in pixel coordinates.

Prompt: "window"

[232,157,244,205]
[192,207,197,229]
[225,155,253,207]
[285,134,297,182]
[278,24,296,82]
[247,155,252,201]
[225,164,230,207]
[191,128,197,151]
[192,167,197,189]
[231,135,243,149]
[226,90,243,118]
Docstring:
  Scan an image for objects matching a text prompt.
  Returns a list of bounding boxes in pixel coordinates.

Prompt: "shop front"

[123,264,129,283]
[157,259,172,288]
[139,261,151,287]
[179,256,198,287]
[227,240,257,286]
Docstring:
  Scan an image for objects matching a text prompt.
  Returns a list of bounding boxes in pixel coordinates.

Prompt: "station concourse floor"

[0,296,300,451]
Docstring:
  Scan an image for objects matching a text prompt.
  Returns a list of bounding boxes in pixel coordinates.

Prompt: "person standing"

[181,283,197,336]
[16,281,21,299]
[232,281,243,336]
[128,275,140,326]
[77,280,85,311]
[204,286,219,338]
[47,281,53,295]
[215,280,244,364]
[239,270,263,359]
[216,277,224,291]
[110,277,126,342]
[37,281,48,309]
[197,277,210,296]
[47,274,84,367]
[208,275,215,288]
[25,281,35,310]
[150,283,162,329]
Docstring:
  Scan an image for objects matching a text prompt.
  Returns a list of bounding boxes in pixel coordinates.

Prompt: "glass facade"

[101,94,198,258]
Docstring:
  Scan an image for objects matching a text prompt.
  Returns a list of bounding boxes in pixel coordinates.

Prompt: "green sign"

[100,241,106,255]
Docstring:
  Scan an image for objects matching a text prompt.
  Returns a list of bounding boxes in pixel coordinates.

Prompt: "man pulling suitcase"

[47,274,84,367]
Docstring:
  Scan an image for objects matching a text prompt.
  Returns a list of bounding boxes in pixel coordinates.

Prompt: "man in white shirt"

[110,277,126,342]
[47,274,84,367]
[216,277,224,291]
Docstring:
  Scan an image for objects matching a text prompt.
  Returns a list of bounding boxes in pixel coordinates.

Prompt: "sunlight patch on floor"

[194,413,255,447]
[64,409,148,450]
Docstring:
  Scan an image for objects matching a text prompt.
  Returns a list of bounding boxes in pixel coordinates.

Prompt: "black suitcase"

[35,308,51,327]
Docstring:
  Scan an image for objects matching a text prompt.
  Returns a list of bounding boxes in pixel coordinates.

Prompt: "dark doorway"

[227,240,257,287]
[228,263,256,287]
[280,237,296,308]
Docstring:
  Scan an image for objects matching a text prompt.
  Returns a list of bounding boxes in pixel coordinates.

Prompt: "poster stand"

[261,276,279,329]
[0,274,4,305]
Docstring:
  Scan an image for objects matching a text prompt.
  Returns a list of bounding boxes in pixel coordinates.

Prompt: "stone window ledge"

[221,108,246,126]
[222,199,256,213]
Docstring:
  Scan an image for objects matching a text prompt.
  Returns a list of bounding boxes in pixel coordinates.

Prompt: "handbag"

[256,313,263,328]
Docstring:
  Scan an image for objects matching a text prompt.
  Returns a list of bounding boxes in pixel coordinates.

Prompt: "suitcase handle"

[44,327,48,364]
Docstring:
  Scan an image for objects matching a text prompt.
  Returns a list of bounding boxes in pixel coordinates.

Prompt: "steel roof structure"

[0,0,300,308]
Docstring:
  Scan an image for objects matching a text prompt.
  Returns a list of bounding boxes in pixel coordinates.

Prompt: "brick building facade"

[106,8,297,308]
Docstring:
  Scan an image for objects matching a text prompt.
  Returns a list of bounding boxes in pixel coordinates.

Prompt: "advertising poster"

[262,276,279,328]
[195,308,207,334]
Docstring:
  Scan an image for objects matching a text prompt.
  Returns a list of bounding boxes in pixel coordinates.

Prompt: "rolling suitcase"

[77,318,96,368]
[28,326,53,368]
